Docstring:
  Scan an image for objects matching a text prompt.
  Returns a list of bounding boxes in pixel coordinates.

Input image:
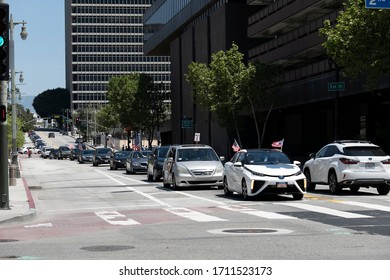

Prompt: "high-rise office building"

[65,0,171,112]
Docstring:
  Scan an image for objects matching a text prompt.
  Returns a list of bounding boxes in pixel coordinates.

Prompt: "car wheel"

[241,180,248,200]
[223,177,233,196]
[304,169,316,191]
[328,171,342,195]
[126,167,130,174]
[171,174,179,190]
[293,193,304,200]
[349,186,360,193]
[377,184,390,195]
[110,164,113,170]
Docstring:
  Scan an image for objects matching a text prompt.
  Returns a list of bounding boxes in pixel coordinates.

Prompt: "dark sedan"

[78,150,94,164]
[49,149,59,159]
[92,148,112,166]
[110,151,131,170]
[147,146,170,181]
[126,150,152,174]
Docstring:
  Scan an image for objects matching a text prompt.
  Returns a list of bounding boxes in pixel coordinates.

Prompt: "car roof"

[175,144,212,149]
[330,140,378,148]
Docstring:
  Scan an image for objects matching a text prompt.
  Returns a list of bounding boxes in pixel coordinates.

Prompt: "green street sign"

[181,118,193,129]
[328,82,345,92]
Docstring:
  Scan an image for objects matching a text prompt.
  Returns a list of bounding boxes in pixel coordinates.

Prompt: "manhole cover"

[80,245,135,252]
[0,239,19,243]
[208,228,293,235]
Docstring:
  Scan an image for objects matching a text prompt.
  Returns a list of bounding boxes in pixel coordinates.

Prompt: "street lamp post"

[10,14,27,178]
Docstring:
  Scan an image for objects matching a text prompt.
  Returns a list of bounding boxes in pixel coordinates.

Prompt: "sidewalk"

[0,169,36,225]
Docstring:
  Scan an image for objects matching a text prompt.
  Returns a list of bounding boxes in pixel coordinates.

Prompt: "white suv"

[303,140,390,195]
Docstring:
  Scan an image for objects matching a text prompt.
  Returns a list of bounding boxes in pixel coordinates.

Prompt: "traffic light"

[0,3,9,81]
[0,104,6,122]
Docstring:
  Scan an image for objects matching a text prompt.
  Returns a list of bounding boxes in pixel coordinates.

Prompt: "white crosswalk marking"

[338,201,390,212]
[275,203,373,219]
[164,207,227,222]
[95,211,140,225]
[220,205,297,219]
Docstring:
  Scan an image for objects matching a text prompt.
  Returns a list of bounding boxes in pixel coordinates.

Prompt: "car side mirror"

[309,153,316,159]
[220,156,225,161]
[233,161,243,167]
[293,160,301,166]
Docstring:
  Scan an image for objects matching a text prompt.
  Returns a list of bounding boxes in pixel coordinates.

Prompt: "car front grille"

[191,169,214,176]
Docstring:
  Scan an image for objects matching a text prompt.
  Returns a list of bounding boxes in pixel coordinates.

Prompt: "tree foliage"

[186,43,255,145]
[32,88,70,118]
[186,43,282,148]
[106,73,168,147]
[320,0,390,88]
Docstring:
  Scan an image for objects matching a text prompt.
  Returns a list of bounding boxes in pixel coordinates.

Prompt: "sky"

[6,0,65,111]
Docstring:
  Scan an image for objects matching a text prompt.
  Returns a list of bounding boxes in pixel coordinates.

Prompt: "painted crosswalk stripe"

[338,201,390,212]
[165,207,227,222]
[220,205,297,219]
[276,203,372,219]
[95,211,140,225]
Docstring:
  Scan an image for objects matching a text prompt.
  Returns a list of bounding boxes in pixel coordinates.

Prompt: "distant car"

[147,146,170,181]
[48,132,55,138]
[126,150,152,174]
[69,148,80,161]
[78,149,94,163]
[19,146,41,154]
[75,137,84,143]
[303,140,390,195]
[49,149,59,159]
[162,144,224,189]
[110,151,131,170]
[223,149,306,200]
[58,145,71,160]
[92,148,112,166]
[41,147,53,159]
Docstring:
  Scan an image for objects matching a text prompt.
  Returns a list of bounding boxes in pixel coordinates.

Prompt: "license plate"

[365,163,375,169]
[276,182,287,188]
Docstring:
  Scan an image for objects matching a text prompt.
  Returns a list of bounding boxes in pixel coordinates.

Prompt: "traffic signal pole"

[0,80,8,209]
[0,0,9,209]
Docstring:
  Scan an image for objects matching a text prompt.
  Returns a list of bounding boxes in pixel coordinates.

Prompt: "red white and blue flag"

[272,139,284,149]
[232,139,241,152]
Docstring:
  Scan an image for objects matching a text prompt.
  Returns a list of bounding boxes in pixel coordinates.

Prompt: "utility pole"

[0,0,9,209]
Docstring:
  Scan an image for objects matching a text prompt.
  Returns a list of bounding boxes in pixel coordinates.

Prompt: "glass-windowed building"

[65,0,171,111]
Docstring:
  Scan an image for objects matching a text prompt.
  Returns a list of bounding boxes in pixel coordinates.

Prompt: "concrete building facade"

[65,0,171,112]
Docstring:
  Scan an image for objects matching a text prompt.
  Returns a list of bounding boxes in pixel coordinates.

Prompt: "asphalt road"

[1,131,390,261]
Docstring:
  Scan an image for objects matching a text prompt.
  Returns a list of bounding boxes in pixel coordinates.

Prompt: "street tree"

[186,43,255,146]
[32,88,70,118]
[320,0,390,88]
[248,62,284,148]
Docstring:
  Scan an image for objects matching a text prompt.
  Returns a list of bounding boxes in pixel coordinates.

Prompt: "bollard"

[9,164,16,186]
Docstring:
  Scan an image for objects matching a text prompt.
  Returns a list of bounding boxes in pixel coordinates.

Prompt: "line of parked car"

[37,135,390,200]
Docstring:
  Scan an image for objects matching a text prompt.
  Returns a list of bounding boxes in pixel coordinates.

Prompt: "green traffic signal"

[0,36,4,47]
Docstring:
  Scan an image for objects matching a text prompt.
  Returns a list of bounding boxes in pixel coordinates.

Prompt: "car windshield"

[61,147,70,151]
[177,148,219,162]
[83,150,94,155]
[343,147,387,157]
[157,147,169,158]
[97,148,111,154]
[115,151,130,158]
[244,150,291,165]
[132,151,151,158]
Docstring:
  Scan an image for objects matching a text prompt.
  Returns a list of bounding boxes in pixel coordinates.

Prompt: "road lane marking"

[24,223,53,228]
[219,205,297,219]
[95,211,140,226]
[165,207,227,222]
[337,201,390,212]
[275,203,373,219]
[95,169,172,207]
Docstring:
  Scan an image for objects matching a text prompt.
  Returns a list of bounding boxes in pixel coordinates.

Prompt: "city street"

[1,132,390,260]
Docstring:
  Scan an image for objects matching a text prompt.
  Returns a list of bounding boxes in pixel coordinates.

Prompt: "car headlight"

[293,170,303,176]
[251,171,265,177]
[176,164,189,175]
[216,164,223,173]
